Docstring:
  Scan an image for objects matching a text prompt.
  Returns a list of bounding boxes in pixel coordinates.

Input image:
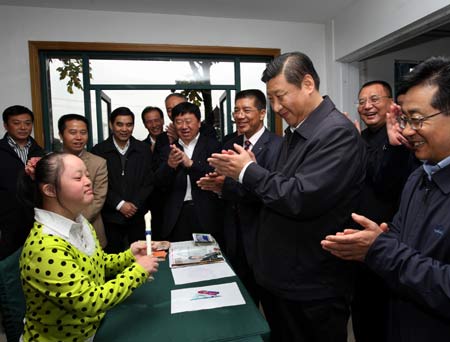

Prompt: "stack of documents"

[169,240,224,268]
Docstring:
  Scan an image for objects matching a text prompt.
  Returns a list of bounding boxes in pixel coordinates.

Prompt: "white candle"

[144,211,152,256]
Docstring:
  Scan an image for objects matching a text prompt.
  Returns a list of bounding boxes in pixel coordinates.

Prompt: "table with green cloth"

[94,259,270,342]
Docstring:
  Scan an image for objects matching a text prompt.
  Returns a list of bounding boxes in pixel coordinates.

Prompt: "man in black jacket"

[209,52,366,342]
[92,107,153,253]
[155,102,222,244]
[0,105,44,259]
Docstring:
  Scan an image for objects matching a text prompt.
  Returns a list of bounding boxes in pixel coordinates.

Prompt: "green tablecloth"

[94,260,270,341]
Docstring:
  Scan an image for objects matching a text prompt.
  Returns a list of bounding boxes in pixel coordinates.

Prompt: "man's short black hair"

[171,102,201,121]
[359,80,392,98]
[2,105,34,123]
[141,106,164,123]
[235,89,266,110]
[58,114,88,134]
[400,56,450,115]
[110,107,135,123]
[261,52,320,90]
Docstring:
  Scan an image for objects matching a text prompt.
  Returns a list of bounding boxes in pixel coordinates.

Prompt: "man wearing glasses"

[322,56,450,341]
[198,89,282,305]
[352,81,408,342]
[155,102,222,244]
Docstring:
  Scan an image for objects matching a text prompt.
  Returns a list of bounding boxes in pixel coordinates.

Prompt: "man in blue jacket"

[322,56,450,341]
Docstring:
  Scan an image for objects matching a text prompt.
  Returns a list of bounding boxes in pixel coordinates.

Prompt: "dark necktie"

[244,140,251,150]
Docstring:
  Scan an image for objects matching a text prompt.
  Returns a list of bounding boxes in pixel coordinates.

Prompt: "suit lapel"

[250,129,269,160]
[191,134,205,161]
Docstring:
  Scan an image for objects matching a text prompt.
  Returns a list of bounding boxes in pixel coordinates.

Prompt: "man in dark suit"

[209,52,366,342]
[153,93,217,169]
[155,102,222,243]
[91,107,153,253]
[0,105,44,260]
[141,106,164,153]
[141,106,165,240]
[198,89,282,304]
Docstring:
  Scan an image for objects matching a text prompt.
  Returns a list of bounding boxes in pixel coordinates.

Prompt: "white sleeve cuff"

[116,200,125,211]
[238,161,255,184]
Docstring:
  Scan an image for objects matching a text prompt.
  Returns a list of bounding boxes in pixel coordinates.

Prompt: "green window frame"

[29,42,281,150]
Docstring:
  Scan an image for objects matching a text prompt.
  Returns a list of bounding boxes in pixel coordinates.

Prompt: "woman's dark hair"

[18,152,68,208]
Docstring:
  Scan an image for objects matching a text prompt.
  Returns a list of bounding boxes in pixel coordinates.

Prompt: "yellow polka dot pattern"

[19,222,149,342]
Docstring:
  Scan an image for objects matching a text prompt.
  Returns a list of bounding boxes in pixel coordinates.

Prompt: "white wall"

[0,5,326,119]
[325,0,450,120]
[361,37,450,91]
[332,0,450,61]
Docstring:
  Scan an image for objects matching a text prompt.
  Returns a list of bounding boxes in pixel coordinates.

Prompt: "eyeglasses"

[232,108,259,116]
[357,95,391,106]
[174,118,195,126]
[398,111,444,130]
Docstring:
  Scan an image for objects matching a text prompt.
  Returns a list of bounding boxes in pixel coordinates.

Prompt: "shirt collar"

[244,125,265,147]
[290,119,306,132]
[34,208,84,239]
[113,136,130,155]
[7,134,31,148]
[179,132,200,149]
[423,155,450,180]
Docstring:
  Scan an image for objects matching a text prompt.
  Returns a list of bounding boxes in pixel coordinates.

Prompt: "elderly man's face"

[402,84,450,163]
[143,110,164,139]
[358,83,392,130]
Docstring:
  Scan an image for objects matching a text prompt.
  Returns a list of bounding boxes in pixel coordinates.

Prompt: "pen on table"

[191,290,221,301]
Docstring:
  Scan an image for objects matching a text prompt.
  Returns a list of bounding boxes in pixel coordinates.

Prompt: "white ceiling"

[0,0,358,23]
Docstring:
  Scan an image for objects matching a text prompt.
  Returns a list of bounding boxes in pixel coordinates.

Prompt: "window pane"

[101,100,110,141]
[90,59,234,85]
[90,90,98,145]
[49,58,85,151]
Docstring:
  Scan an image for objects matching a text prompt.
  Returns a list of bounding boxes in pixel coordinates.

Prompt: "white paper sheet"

[171,282,245,314]
[171,261,236,285]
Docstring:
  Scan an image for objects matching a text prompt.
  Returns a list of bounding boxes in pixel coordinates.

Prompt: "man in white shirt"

[155,102,222,243]
[198,89,283,304]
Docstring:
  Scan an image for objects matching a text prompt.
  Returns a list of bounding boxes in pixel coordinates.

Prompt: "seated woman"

[18,152,159,342]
